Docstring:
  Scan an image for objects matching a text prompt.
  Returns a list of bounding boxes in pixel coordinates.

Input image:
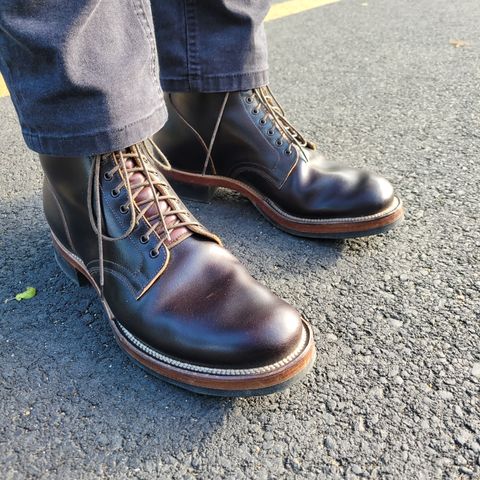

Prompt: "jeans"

[0,0,270,156]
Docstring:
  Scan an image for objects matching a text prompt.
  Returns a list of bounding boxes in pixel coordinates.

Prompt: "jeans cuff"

[22,103,168,156]
[160,69,269,93]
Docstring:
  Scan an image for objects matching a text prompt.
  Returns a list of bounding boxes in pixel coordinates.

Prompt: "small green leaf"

[15,287,37,301]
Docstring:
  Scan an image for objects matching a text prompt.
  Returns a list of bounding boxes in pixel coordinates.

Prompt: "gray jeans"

[0,0,270,155]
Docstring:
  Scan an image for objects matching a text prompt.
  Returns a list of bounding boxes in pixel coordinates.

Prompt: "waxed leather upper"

[153,91,395,219]
[40,153,304,369]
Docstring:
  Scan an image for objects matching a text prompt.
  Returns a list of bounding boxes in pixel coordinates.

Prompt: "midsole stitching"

[117,322,308,376]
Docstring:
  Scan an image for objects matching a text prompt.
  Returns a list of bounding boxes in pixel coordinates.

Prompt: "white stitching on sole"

[117,322,308,376]
[264,197,402,224]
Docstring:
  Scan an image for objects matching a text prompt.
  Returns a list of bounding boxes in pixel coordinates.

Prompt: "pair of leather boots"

[40,88,403,396]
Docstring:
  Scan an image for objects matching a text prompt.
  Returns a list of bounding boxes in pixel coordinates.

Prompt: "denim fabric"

[0,0,166,155]
[0,0,271,156]
[151,0,270,92]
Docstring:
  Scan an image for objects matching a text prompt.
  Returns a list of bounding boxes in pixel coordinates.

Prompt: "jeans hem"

[23,103,168,156]
[161,69,269,93]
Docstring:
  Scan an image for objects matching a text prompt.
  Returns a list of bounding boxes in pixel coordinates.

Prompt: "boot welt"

[51,232,316,397]
[166,168,405,239]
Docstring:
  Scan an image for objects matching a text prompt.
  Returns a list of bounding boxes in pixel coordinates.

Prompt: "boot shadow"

[0,195,234,453]
[184,188,345,276]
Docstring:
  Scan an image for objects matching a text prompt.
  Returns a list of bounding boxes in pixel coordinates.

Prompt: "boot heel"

[53,247,89,287]
[169,179,218,203]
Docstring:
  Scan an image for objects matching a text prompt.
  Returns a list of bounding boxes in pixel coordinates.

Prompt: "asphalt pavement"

[1,0,479,478]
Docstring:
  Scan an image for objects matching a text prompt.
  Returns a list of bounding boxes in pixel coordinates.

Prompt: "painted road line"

[0,0,340,98]
[266,0,340,22]
[0,75,8,98]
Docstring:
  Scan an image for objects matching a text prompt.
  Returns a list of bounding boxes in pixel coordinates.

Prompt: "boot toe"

[358,171,395,216]
[234,298,305,370]
[119,238,306,371]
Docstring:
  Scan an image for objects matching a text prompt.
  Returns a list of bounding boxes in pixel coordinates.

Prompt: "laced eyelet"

[267,129,275,136]
[140,234,150,244]
[104,172,113,181]
[111,188,120,197]
[259,119,267,126]
[246,97,253,104]
[119,204,129,214]
[276,139,283,146]
[285,148,293,156]
[149,249,160,258]
[252,108,259,115]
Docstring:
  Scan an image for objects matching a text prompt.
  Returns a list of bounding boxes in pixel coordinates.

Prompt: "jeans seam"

[161,69,269,81]
[130,0,161,94]
[161,70,269,93]
[21,103,166,140]
[184,0,201,90]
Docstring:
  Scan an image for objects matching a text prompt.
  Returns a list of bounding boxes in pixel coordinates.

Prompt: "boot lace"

[87,140,199,294]
[182,86,318,175]
[251,85,316,160]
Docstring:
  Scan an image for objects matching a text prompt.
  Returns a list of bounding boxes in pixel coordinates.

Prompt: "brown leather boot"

[152,87,404,238]
[39,141,315,396]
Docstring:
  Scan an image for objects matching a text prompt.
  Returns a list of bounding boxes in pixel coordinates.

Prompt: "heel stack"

[169,179,218,203]
[53,247,89,287]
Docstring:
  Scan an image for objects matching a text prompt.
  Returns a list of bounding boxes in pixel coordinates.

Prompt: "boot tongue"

[124,157,190,246]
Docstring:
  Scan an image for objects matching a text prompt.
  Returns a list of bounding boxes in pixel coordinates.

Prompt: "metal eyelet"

[111,188,120,197]
[140,234,150,244]
[119,204,129,214]
[246,97,253,104]
[259,119,267,126]
[104,172,113,181]
[149,249,159,258]
[267,129,275,136]
[285,148,293,156]
[276,139,283,146]
[252,108,259,115]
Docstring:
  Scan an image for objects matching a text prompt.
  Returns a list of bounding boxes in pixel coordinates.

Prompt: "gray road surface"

[1,0,479,478]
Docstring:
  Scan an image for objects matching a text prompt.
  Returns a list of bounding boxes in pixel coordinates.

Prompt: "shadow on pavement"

[0,195,233,455]
[185,188,345,270]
